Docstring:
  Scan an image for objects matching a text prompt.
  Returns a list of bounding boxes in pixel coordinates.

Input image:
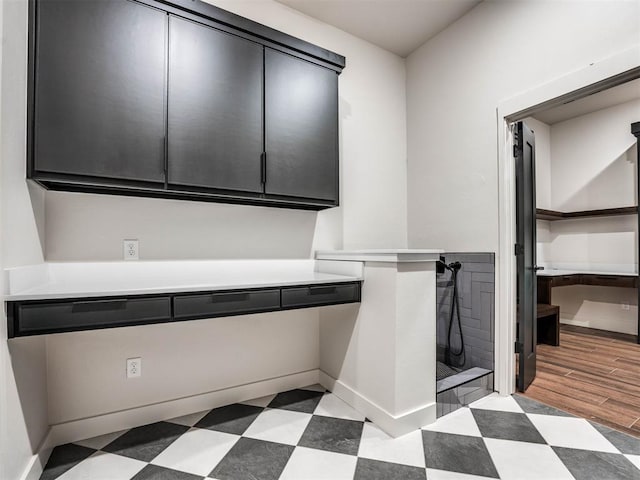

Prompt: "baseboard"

[19,431,53,480]
[319,370,436,438]
[45,369,320,449]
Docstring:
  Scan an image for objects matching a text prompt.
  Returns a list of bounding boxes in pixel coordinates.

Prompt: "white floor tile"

[74,430,128,450]
[166,410,209,427]
[527,414,619,453]
[425,468,498,480]
[358,422,425,468]
[279,446,357,480]
[484,438,574,480]
[240,394,277,408]
[468,393,524,413]
[423,407,482,437]
[625,454,640,470]
[243,408,312,445]
[151,427,239,476]
[314,393,365,421]
[58,451,146,480]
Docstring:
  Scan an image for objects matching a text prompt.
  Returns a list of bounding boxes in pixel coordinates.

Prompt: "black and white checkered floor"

[41,386,640,480]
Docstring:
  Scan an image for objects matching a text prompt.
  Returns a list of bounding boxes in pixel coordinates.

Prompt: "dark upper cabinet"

[265,49,339,202]
[33,0,167,184]
[167,16,263,193]
[29,0,345,210]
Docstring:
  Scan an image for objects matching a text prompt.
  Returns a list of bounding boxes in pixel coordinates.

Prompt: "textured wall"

[436,253,495,371]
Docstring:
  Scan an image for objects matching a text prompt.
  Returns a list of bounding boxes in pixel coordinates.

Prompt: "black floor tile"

[267,389,324,414]
[210,437,294,480]
[590,422,640,455]
[513,394,574,417]
[131,464,204,480]
[421,430,499,479]
[553,446,639,480]
[471,409,546,444]
[102,421,189,462]
[194,403,263,435]
[40,443,96,480]
[297,415,364,456]
[353,458,426,480]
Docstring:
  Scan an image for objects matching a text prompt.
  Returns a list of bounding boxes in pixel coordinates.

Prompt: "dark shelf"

[536,206,637,221]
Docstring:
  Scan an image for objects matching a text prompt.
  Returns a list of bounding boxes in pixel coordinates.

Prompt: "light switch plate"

[127,357,141,378]
[124,239,139,261]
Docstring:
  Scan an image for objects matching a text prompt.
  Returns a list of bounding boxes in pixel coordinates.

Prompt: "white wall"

[406,0,640,253]
[0,1,49,478]
[534,100,639,334]
[34,0,410,427]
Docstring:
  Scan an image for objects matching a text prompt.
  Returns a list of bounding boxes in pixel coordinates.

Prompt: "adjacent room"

[1,1,639,480]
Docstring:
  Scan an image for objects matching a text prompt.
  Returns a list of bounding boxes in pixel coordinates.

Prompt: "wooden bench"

[537,303,560,346]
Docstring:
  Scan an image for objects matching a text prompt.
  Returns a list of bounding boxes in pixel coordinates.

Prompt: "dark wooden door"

[34,0,167,184]
[264,49,338,202]
[515,121,538,392]
[167,16,263,193]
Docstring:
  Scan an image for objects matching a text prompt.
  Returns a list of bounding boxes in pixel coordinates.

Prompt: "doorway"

[498,48,640,436]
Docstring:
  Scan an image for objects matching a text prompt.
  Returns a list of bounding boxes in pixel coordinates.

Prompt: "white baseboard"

[45,369,320,449]
[319,370,436,438]
[19,433,52,480]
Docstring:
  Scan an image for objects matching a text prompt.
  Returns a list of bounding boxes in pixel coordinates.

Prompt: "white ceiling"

[534,78,640,125]
[276,0,482,57]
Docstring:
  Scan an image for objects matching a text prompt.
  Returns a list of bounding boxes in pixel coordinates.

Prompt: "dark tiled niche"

[435,253,495,417]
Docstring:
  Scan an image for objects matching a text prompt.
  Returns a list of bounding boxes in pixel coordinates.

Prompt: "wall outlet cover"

[124,239,139,261]
[126,357,141,378]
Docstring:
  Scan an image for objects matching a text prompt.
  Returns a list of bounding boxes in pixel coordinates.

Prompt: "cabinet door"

[265,49,338,202]
[168,16,263,193]
[34,0,167,183]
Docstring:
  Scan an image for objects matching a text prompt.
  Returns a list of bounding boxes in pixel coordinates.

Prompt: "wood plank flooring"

[520,324,640,437]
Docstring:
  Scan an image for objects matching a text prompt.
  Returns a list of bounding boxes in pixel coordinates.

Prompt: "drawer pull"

[308,286,338,295]
[71,299,128,312]
[211,292,250,303]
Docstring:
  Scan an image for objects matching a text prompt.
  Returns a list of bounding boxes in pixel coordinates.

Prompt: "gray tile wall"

[436,253,495,372]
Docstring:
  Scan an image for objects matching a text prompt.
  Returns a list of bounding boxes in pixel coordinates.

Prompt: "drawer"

[14,296,171,336]
[581,275,637,288]
[173,289,280,320]
[550,275,580,287]
[281,282,360,308]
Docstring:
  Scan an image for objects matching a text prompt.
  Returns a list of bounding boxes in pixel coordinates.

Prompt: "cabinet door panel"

[265,49,338,201]
[34,0,167,183]
[168,16,263,193]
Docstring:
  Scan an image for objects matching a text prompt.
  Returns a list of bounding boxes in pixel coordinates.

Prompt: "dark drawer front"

[551,275,580,287]
[581,275,637,288]
[281,283,360,308]
[16,296,171,335]
[174,289,281,320]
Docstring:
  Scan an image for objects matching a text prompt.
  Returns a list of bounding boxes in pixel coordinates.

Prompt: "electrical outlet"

[126,357,142,378]
[622,303,630,311]
[124,239,139,261]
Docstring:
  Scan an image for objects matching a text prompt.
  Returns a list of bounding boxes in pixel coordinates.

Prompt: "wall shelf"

[536,206,638,221]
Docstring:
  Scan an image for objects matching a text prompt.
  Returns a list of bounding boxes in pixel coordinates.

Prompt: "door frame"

[494,46,640,395]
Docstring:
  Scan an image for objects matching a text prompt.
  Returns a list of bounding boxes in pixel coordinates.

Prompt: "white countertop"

[316,249,443,263]
[538,269,637,277]
[4,259,364,301]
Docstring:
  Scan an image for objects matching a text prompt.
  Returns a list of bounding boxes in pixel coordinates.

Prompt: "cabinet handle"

[261,152,267,184]
[309,286,338,295]
[212,292,250,303]
[72,299,128,312]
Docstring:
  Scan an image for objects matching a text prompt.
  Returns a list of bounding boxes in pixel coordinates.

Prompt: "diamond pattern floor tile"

[103,422,190,462]
[209,437,294,480]
[40,392,640,480]
[267,389,324,414]
[194,403,263,435]
[553,446,640,480]
[298,415,364,456]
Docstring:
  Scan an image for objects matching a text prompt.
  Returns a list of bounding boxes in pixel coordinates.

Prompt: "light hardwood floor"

[520,324,640,438]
